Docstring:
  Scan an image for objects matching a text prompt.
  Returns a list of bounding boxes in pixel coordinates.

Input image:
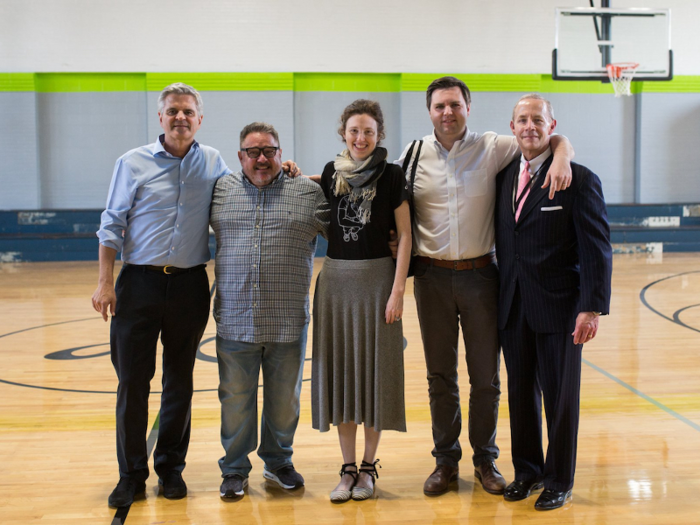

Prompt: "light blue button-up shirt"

[97,135,229,267]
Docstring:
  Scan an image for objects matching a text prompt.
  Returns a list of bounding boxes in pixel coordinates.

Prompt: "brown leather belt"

[127,264,206,275]
[415,253,495,271]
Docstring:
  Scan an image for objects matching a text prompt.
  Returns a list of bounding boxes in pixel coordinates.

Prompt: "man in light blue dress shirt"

[92,83,229,508]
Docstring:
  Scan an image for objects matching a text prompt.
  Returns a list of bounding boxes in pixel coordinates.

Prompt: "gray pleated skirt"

[311,256,406,432]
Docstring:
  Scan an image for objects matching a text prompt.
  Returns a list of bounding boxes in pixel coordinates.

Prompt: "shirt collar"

[239,169,285,189]
[521,147,552,177]
[152,134,200,158]
[430,126,474,154]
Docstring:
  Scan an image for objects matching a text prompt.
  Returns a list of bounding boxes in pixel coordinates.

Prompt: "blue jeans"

[216,327,307,478]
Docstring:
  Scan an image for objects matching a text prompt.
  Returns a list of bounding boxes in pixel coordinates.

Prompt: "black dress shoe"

[534,488,572,510]
[108,477,146,508]
[158,471,187,499]
[503,479,544,501]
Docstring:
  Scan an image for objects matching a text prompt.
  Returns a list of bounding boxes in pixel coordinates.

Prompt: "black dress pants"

[499,286,582,492]
[110,264,210,482]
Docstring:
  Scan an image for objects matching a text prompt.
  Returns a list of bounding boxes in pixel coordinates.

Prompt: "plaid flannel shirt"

[211,171,329,343]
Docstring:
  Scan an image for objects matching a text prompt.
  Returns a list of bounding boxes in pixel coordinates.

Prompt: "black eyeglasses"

[241,147,279,159]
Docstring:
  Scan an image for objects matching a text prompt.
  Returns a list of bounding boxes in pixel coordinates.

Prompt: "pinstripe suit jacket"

[495,156,613,333]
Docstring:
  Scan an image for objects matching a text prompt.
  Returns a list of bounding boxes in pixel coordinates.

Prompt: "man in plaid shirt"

[210,122,329,500]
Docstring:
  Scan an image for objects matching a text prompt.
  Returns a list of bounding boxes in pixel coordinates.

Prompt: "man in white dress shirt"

[397,76,575,497]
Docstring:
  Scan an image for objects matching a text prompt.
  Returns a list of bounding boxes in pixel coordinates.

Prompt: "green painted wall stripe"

[1,72,699,94]
[639,76,700,93]
[402,74,633,95]
[402,73,543,93]
[0,73,35,91]
[146,73,294,91]
[294,73,400,92]
[34,73,146,92]
[402,73,700,95]
[400,73,441,92]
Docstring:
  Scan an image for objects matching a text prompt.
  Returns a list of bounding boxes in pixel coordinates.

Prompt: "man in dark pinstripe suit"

[495,94,612,510]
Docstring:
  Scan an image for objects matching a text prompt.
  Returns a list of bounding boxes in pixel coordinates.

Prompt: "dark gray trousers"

[413,259,501,468]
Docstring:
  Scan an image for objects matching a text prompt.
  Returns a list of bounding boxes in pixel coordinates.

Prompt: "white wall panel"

[2,0,698,75]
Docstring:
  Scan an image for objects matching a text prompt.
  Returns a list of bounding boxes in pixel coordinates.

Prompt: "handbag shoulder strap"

[401,140,417,174]
[409,140,423,194]
[401,140,423,195]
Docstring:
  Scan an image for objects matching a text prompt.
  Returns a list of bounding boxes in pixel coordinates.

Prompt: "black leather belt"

[127,264,206,275]
[415,253,495,271]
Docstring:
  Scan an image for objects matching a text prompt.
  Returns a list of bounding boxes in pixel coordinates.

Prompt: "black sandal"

[330,463,358,502]
[352,459,381,500]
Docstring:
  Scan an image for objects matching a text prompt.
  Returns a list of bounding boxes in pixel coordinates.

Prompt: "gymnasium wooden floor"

[1,253,699,525]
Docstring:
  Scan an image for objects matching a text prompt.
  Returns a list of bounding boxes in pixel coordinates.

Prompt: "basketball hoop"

[606,62,639,97]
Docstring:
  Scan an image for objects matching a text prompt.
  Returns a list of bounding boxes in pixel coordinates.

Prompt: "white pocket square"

[541,206,563,211]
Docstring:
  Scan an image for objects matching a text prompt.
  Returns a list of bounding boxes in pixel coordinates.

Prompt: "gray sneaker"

[220,475,248,498]
[263,465,304,489]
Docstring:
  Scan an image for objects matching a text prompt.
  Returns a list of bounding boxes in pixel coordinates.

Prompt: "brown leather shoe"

[423,464,459,496]
[474,461,506,495]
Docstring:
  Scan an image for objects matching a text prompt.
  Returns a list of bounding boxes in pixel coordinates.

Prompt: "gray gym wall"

[3,92,40,209]
[1,89,698,208]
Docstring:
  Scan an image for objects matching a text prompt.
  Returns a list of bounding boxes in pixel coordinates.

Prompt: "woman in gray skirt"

[311,99,412,502]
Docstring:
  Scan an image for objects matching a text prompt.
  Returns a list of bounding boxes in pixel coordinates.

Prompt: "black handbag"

[400,139,423,277]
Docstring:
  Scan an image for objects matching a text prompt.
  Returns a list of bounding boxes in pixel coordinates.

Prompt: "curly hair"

[337,99,386,143]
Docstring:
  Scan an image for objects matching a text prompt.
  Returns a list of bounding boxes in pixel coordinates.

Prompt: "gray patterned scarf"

[332,147,387,224]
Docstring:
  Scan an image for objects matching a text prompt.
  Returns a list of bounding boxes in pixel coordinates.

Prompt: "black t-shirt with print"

[321,161,409,260]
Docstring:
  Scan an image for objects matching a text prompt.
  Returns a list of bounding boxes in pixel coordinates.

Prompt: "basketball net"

[606,62,639,97]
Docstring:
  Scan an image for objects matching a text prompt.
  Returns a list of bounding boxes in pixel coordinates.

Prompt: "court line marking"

[579,269,700,433]
[0,282,223,394]
[0,335,312,394]
[0,317,98,339]
[639,270,700,334]
[583,358,700,433]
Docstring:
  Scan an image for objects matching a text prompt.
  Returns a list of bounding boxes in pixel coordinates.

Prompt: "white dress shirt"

[397,129,519,260]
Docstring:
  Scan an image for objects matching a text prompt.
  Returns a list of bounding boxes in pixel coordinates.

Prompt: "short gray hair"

[239,122,280,148]
[512,93,554,121]
[158,82,204,115]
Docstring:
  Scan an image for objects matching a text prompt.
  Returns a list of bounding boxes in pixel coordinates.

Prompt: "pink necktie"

[515,161,530,222]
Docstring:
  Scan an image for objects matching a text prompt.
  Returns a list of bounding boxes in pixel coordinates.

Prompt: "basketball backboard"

[553,7,672,81]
